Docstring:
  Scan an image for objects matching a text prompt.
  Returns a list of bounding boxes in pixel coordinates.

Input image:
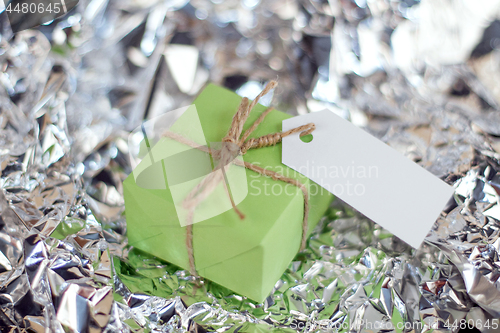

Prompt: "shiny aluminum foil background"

[0,0,500,332]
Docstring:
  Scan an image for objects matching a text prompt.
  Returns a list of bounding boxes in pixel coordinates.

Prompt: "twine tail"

[239,107,274,145]
[299,188,309,251]
[224,80,277,144]
[221,165,245,219]
[245,81,278,117]
[186,224,196,275]
[225,98,250,143]
[242,161,309,252]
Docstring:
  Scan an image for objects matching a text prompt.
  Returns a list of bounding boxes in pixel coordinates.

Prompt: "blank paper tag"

[282,110,454,249]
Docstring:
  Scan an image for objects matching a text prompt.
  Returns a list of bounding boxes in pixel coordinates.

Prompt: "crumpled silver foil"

[1,0,500,332]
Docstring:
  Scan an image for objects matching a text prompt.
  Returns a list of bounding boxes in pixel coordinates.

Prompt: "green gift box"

[123,84,333,302]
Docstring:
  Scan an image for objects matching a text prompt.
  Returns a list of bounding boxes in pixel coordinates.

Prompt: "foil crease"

[0,0,500,332]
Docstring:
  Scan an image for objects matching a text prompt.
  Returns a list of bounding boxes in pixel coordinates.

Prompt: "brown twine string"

[162,81,314,276]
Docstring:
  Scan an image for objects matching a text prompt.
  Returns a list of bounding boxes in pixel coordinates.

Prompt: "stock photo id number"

[4,0,78,32]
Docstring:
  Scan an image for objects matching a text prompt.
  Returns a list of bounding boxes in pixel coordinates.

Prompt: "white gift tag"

[282,110,454,248]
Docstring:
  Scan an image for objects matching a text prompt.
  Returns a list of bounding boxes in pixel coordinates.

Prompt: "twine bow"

[163,81,315,275]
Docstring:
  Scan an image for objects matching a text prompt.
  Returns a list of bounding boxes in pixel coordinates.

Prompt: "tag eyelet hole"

[300,134,313,143]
